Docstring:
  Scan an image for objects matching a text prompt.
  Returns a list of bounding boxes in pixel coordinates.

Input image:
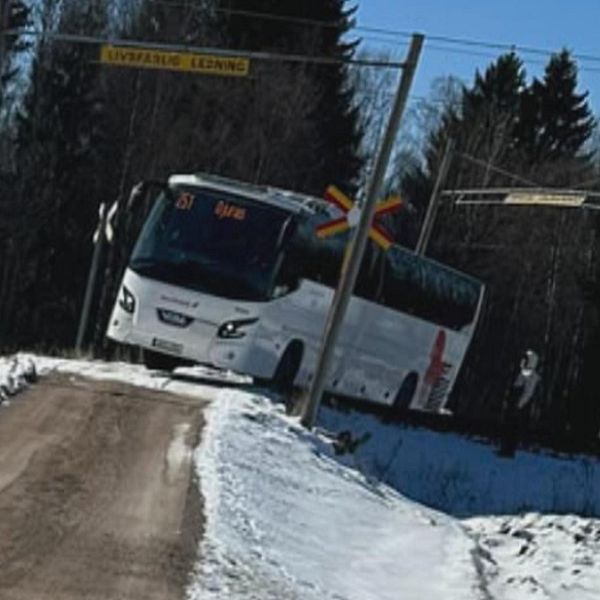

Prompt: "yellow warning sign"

[100,45,250,77]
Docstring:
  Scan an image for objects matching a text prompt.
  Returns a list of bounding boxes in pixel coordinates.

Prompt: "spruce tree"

[214,0,363,194]
[463,52,525,117]
[528,49,595,163]
[402,52,527,228]
[0,0,31,176]
[0,0,31,101]
[5,0,109,347]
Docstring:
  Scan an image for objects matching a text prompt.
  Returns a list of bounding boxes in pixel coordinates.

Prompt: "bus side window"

[275,243,302,295]
[354,263,375,301]
[354,246,382,303]
[287,222,345,289]
[317,243,344,288]
[275,228,333,291]
[382,257,420,317]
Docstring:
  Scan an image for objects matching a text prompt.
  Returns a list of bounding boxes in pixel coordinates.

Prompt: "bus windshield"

[129,186,292,301]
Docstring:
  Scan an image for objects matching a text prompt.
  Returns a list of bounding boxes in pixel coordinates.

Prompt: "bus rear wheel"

[271,342,303,395]
[142,349,181,372]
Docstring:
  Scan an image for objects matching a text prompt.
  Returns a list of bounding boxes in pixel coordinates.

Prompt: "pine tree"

[464,52,525,117]
[0,0,31,175]
[0,0,31,100]
[402,52,527,238]
[520,50,595,165]
[2,0,110,347]
[213,0,363,194]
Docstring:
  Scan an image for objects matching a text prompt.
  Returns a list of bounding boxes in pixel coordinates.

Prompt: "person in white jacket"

[499,349,541,457]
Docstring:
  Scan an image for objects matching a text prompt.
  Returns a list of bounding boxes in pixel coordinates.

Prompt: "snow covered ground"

[188,391,479,600]
[467,513,600,600]
[4,354,600,599]
[0,354,36,403]
[318,408,600,517]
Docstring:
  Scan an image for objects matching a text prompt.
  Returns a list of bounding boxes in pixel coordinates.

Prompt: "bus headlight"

[118,285,136,314]
[217,318,258,339]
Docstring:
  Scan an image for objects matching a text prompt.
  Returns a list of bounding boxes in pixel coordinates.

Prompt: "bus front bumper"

[106,305,267,375]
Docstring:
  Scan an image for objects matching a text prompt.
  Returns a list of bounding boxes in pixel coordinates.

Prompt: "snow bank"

[0,355,37,403]
[467,513,600,600]
[188,390,479,600]
[32,355,227,402]
[318,407,600,517]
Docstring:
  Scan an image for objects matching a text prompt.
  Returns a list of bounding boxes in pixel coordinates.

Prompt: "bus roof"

[168,173,327,217]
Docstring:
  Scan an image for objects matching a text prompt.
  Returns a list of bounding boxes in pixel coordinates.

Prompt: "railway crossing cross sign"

[316,185,403,250]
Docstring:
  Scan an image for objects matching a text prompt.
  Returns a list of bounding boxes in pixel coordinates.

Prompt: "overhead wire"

[457,153,543,188]
[7,29,406,69]
[144,0,351,30]
[356,26,600,65]
[362,39,600,75]
[9,5,600,80]
[139,4,600,67]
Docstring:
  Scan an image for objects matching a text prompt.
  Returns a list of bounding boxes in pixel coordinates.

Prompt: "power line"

[414,42,532,63]
[10,1,600,75]
[9,29,406,69]
[362,39,600,75]
[357,25,600,66]
[101,0,600,67]
[146,0,350,30]
[9,0,600,70]
[457,152,543,188]
[129,1,600,67]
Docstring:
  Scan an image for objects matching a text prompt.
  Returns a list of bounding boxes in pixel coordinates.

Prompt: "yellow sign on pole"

[100,44,250,77]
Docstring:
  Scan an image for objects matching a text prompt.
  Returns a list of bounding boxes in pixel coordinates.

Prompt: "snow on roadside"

[466,514,600,600]
[0,355,37,404]
[188,390,480,600]
[318,407,600,517]
[31,354,226,402]
[315,408,600,598]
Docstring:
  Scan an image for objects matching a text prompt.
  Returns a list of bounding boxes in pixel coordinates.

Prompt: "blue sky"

[355,1,600,112]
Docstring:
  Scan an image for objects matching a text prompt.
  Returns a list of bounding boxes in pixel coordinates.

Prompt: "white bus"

[107,173,485,414]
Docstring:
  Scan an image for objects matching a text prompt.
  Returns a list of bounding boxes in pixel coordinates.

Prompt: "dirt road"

[0,374,207,600]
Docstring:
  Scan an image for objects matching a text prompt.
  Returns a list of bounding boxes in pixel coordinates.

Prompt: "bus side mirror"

[126,180,172,211]
[127,181,148,211]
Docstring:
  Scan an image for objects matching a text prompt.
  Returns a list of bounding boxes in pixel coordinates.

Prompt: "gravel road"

[0,374,207,600]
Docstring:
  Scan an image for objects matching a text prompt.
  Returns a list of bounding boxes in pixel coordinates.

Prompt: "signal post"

[300,33,424,429]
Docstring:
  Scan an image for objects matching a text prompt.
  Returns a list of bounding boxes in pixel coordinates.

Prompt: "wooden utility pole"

[300,33,424,429]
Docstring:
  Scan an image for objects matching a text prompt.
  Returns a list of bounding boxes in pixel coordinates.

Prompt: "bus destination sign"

[100,45,250,77]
